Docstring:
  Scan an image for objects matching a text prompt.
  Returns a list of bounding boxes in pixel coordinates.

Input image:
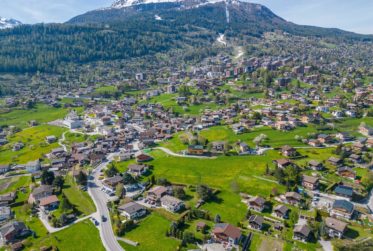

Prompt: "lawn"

[0,125,67,164]
[63,174,96,216]
[0,104,69,128]
[24,220,105,251]
[119,213,180,251]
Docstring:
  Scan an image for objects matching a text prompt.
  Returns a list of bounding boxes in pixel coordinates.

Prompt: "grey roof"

[334,185,353,197]
[332,200,354,213]
[294,224,311,237]
[274,204,289,215]
[249,215,263,225]
[0,221,26,237]
[118,202,145,214]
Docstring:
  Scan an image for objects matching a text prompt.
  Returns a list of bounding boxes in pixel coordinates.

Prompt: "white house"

[63,111,83,129]
[118,202,147,220]
[160,195,184,213]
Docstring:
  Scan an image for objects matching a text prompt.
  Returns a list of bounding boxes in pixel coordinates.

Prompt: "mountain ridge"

[0,17,22,29]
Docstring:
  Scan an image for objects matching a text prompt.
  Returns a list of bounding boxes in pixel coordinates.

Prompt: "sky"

[0,0,372,34]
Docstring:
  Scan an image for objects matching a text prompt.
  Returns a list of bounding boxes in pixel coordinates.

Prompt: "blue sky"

[0,0,372,34]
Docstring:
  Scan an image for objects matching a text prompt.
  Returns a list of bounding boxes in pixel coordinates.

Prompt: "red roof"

[39,195,59,206]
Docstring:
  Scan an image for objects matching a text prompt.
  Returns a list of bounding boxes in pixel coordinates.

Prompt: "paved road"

[58,131,68,152]
[88,154,124,251]
[154,147,216,159]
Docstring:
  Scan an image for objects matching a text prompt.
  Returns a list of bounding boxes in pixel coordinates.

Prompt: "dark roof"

[213,223,241,240]
[118,202,145,214]
[274,204,289,215]
[0,221,27,238]
[249,215,263,225]
[332,200,354,213]
[248,196,265,206]
[334,185,353,197]
[294,224,311,237]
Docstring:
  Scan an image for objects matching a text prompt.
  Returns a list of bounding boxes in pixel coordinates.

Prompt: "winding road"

[88,154,124,251]
[154,147,216,159]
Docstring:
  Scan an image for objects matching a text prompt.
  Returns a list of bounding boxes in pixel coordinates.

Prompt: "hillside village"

[0,36,372,251]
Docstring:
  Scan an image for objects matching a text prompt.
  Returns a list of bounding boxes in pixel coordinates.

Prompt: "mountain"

[0,0,372,74]
[0,17,22,29]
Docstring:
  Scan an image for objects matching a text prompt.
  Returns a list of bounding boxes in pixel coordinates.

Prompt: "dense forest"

[0,1,372,74]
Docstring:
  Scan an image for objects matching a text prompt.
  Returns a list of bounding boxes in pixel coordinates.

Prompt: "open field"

[0,125,67,164]
[0,104,69,128]
[63,174,96,216]
[24,220,105,251]
[119,213,180,251]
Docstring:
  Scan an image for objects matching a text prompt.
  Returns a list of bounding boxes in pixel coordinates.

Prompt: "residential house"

[45,136,57,144]
[0,165,10,174]
[328,157,342,166]
[25,160,41,173]
[187,145,204,156]
[0,207,11,222]
[28,185,53,204]
[136,154,153,163]
[146,186,168,204]
[239,142,250,154]
[334,185,354,199]
[273,205,289,219]
[0,221,29,245]
[317,134,333,144]
[0,193,16,206]
[359,124,373,137]
[39,195,59,211]
[281,145,298,157]
[102,176,123,193]
[335,132,353,142]
[212,223,242,246]
[302,175,319,190]
[211,141,226,152]
[324,217,348,239]
[274,159,293,169]
[337,167,356,180]
[127,164,148,177]
[160,195,184,213]
[293,224,311,242]
[330,200,354,220]
[118,202,147,220]
[248,196,266,212]
[285,192,302,206]
[308,160,323,171]
[248,215,263,230]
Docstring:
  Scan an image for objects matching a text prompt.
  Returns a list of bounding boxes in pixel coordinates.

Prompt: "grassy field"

[63,174,96,216]
[0,125,67,164]
[24,220,105,251]
[119,213,180,251]
[0,104,69,128]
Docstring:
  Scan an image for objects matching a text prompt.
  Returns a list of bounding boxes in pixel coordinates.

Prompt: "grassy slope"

[0,104,69,128]
[0,125,67,164]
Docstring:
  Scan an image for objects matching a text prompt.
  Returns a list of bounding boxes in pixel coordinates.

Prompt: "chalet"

[118,202,147,220]
[335,132,353,142]
[328,157,342,166]
[160,195,184,212]
[324,217,348,239]
[28,185,53,204]
[248,215,263,230]
[248,196,266,212]
[308,139,322,147]
[293,224,311,242]
[285,192,302,206]
[352,142,366,152]
[349,154,362,164]
[334,185,354,199]
[337,167,356,180]
[127,164,148,177]
[273,159,293,169]
[302,175,319,190]
[308,160,323,171]
[136,154,153,163]
[273,204,289,219]
[239,142,250,154]
[0,221,29,246]
[146,186,168,204]
[102,176,123,193]
[187,145,204,156]
[231,124,245,134]
[12,142,24,151]
[330,200,354,220]
[281,145,297,157]
[212,223,241,246]
[317,134,333,144]
[39,195,59,211]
